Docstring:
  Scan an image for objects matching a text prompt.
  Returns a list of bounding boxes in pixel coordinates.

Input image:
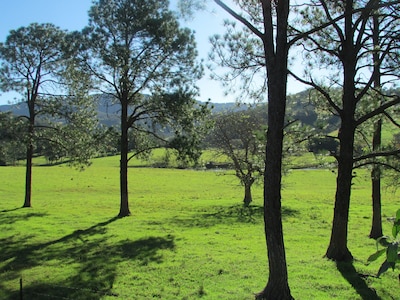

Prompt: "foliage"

[367,209,400,277]
[206,107,266,205]
[0,23,101,207]
[0,112,26,165]
[80,0,209,216]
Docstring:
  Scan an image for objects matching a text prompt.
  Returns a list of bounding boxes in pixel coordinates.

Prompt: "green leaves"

[368,209,400,278]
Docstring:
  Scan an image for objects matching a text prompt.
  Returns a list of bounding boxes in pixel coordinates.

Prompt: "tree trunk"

[23,112,35,208]
[369,13,383,239]
[325,84,355,261]
[369,119,382,239]
[243,182,253,207]
[23,142,33,208]
[256,0,293,298]
[118,102,131,217]
[325,0,356,262]
[324,149,354,261]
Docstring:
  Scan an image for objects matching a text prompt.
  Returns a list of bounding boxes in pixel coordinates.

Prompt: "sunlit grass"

[0,157,399,299]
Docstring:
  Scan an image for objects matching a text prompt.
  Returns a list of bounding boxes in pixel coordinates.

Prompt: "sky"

[0,0,306,105]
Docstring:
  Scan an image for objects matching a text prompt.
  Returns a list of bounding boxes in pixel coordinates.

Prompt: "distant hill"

[0,96,240,127]
[0,91,337,130]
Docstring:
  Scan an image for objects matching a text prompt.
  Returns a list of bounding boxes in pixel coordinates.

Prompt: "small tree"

[208,108,266,206]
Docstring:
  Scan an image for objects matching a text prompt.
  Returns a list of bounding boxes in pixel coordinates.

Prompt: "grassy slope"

[0,156,399,299]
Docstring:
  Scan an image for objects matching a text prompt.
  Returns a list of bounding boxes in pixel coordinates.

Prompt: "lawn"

[0,155,399,299]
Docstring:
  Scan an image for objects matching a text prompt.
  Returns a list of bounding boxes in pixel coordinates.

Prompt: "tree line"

[1,0,400,299]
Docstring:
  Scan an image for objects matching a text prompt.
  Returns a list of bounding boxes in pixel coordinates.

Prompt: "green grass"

[0,156,399,299]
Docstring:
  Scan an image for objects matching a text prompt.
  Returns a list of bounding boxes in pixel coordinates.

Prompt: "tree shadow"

[0,207,23,213]
[336,262,381,300]
[0,211,48,225]
[2,216,175,300]
[165,204,299,228]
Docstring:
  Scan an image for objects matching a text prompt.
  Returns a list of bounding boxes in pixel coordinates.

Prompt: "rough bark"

[325,0,358,262]
[256,1,293,298]
[118,101,131,217]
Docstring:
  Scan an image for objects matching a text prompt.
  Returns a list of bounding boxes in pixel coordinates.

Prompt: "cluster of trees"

[0,0,210,215]
[1,0,400,299]
[181,0,400,299]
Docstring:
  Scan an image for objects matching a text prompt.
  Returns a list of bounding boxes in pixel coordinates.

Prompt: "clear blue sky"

[0,0,305,105]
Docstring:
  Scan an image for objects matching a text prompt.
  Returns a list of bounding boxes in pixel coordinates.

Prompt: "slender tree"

[0,23,97,208]
[292,0,400,261]
[81,0,205,217]
[180,0,294,298]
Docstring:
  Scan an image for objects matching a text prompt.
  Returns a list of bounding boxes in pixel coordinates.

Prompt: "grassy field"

[0,155,399,299]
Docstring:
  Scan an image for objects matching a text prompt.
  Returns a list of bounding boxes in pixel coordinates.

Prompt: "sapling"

[367,209,400,278]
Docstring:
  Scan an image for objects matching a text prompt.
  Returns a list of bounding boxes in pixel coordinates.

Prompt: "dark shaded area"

[165,204,299,228]
[1,216,175,300]
[0,211,48,225]
[336,262,380,300]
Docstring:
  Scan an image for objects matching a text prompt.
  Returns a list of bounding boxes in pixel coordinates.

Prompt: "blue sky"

[0,0,305,105]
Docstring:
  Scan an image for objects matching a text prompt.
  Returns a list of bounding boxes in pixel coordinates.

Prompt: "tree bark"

[369,119,382,239]
[369,12,383,239]
[23,141,33,208]
[243,182,253,207]
[213,0,292,297]
[256,0,293,298]
[23,102,35,208]
[325,0,357,262]
[118,101,131,217]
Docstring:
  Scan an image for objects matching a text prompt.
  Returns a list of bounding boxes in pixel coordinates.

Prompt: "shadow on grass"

[336,262,381,300]
[1,216,175,300]
[0,207,23,213]
[0,211,48,225]
[165,204,299,228]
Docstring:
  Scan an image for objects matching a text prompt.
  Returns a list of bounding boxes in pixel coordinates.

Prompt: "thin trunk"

[118,101,131,217]
[370,119,382,238]
[23,100,35,208]
[369,11,383,239]
[243,182,252,207]
[257,1,293,298]
[23,138,33,208]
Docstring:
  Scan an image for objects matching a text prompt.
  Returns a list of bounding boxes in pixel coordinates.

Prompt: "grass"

[0,155,399,299]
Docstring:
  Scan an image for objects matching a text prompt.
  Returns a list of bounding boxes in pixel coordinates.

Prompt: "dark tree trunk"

[243,182,253,207]
[257,1,293,298]
[369,13,383,239]
[369,119,382,239]
[325,0,356,262]
[23,104,35,208]
[23,141,33,208]
[324,132,354,261]
[118,102,131,217]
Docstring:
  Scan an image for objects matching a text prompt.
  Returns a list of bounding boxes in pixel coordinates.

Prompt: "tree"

[180,0,294,298]
[208,108,266,206]
[81,0,206,217]
[0,23,98,208]
[293,0,400,261]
